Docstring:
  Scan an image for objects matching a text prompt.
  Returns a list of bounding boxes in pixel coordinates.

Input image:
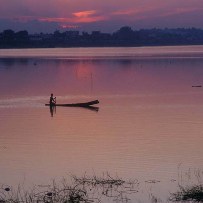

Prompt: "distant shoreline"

[1,27,203,49]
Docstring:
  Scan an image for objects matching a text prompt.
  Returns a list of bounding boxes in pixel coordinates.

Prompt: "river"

[0,46,203,202]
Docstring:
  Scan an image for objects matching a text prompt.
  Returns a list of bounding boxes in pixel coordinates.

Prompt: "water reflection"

[1,57,203,98]
[49,105,99,117]
[49,106,56,117]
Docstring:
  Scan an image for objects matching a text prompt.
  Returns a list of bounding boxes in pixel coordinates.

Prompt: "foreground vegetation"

[0,173,138,203]
[170,168,203,202]
[171,185,203,202]
[1,169,203,203]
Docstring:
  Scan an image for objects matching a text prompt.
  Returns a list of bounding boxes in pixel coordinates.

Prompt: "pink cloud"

[109,6,160,23]
[111,5,159,17]
[39,17,72,23]
[11,16,36,23]
[112,9,136,16]
[161,7,203,17]
[39,16,106,23]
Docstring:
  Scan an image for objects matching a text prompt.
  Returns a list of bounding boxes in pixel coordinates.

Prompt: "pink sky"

[0,0,203,33]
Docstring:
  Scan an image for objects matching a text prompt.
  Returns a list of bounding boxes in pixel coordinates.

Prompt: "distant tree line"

[1,26,203,48]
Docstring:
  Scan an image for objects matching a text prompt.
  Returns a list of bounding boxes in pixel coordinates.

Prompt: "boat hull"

[45,100,99,107]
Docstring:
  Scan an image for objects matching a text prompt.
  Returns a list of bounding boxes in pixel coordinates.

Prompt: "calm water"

[0,46,203,202]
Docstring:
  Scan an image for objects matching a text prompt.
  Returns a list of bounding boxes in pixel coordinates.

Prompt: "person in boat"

[49,93,56,105]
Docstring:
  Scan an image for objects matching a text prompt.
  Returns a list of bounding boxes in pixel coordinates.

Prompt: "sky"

[0,0,203,33]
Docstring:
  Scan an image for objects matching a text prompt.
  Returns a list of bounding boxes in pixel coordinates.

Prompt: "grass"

[1,169,203,203]
[0,173,139,203]
[170,168,203,202]
[171,185,203,202]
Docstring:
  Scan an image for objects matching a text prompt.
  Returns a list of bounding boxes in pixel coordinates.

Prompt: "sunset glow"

[0,0,202,33]
[73,10,97,18]
[39,10,107,24]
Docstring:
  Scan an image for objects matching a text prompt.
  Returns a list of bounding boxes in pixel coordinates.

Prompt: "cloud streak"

[39,10,107,23]
[159,7,203,17]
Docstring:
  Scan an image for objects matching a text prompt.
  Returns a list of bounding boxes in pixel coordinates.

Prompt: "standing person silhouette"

[49,93,56,106]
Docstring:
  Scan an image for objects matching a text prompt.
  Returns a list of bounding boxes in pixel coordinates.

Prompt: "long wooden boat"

[45,100,99,107]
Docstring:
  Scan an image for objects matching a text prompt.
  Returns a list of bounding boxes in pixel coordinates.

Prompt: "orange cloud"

[73,10,96,18]
[39,10,107,24]
[72,10,107,23]
[75,15,107,23]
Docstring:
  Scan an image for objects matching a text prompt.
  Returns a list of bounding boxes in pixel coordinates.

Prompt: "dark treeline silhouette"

[1,26,203,48]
